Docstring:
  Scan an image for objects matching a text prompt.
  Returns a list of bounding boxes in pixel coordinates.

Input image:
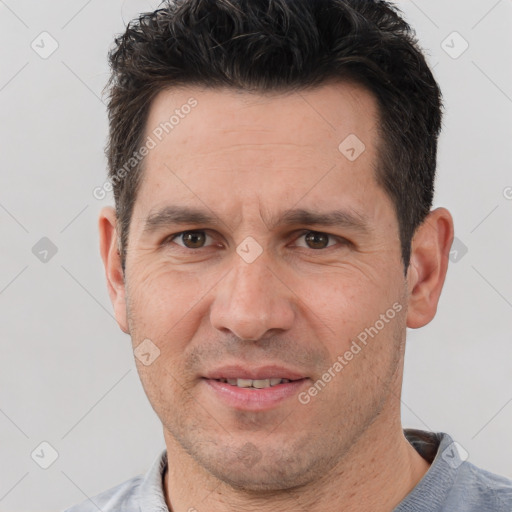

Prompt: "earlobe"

[406,207,454,329]
[98,206,130,334]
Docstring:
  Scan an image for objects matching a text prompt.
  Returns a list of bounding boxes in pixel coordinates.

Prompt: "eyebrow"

[142,205,372,235]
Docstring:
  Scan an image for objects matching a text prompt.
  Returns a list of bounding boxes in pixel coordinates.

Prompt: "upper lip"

[203,365,307,381]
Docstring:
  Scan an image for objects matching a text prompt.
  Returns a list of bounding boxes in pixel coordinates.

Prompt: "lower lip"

[202,378,309,411]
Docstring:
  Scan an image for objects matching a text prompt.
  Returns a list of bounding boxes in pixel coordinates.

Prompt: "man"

[67,0,512,510]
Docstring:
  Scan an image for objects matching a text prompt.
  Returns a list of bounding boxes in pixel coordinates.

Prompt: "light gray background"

[1,0,511,510]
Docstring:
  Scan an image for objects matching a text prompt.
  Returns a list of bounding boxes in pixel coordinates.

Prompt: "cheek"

[297,266,404,359]
[301,270,385,324]
[126,261,220,347]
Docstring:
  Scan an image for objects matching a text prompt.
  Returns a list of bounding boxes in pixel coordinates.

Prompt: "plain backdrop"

[1,0,511,510]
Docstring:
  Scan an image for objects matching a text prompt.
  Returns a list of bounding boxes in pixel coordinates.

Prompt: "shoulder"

[63,474,144,512]
[398,430,512,512]
[63,449,168,512]
[451,461,512,511]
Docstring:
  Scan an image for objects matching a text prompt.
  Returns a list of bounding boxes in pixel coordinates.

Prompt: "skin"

[99,81,454,512]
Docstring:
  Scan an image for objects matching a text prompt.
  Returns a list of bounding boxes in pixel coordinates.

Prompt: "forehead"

[144,80,379,155]
[135,81,386,224]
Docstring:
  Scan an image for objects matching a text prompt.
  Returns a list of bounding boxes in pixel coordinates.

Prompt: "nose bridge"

[210,248,295,340]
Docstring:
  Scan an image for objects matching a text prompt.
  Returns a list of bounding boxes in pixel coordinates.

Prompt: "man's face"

[119,82,410,490]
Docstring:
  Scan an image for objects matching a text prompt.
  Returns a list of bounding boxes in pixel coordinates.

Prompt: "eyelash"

[163,230,350,251]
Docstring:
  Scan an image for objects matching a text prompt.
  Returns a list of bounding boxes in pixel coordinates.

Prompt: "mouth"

[211,377,304,389]
[201,367,310,411]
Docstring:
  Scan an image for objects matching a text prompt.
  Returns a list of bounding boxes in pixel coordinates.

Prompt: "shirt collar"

[138,449,169,512]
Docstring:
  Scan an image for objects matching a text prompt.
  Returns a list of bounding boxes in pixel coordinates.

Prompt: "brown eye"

[304,231,331,249]
[180,231,207,248]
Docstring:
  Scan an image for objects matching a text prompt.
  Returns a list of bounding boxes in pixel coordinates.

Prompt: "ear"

[406,207,454,329]
[98,206,129,334]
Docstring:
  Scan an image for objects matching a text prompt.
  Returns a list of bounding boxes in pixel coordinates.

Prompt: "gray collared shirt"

[63,429,512,511]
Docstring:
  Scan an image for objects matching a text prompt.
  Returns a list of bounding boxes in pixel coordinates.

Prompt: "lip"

[202,377,310,411]
[203,365,307,381]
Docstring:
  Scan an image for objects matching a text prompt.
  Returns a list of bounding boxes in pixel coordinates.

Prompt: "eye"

[167,230,216,249]
[294,231,345,250]
[164,230,348,252]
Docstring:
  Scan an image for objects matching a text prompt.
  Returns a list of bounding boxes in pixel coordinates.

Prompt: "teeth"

[252,379,270,388]
[237,378,254,388]
[218,378,292,388]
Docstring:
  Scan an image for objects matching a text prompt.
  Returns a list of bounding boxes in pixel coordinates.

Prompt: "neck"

[163,416,430,512]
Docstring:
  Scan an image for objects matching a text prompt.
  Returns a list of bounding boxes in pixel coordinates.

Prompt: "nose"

[209,252,296,341]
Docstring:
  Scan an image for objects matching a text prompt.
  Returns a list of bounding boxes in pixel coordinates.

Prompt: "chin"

[196,442,329,493]
[209,465,311,493]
